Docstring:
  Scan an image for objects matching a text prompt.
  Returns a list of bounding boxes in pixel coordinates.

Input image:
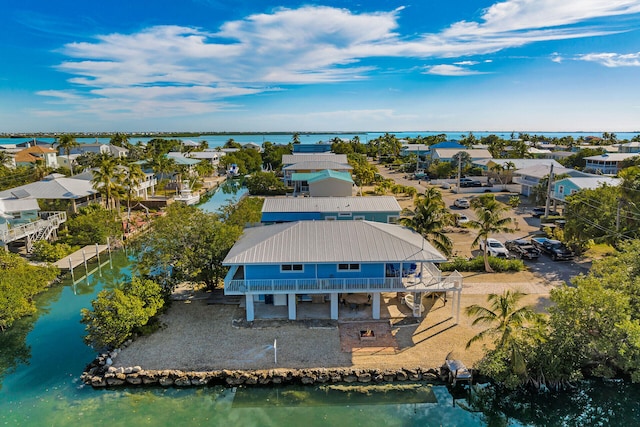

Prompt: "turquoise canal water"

[2,187,640,426]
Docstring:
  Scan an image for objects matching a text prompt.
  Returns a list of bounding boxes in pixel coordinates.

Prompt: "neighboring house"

[513,164,595,197]
[0,174,99,212]
[180,139,201,149]
[73,169,157,199]
[553,177,622,202]
[187,150,224,166]
[15,146,58,168]
[293,143,332,153]
[431,148,492,163]
[282,154,351,186]
[473,158,562,172]
[400,144,430,157]
[65,143,128,158]
[584,153,640,175]
[261,196,401,224]
[242,142,263,152]
[526,147,552,158]
[223,220,463,321]
[618,141,640,153]
[166,152,201,176]
[0,195,66,251]
[290,170,354,197]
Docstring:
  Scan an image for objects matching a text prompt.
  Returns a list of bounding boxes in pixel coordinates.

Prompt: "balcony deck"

[224,271,462,295]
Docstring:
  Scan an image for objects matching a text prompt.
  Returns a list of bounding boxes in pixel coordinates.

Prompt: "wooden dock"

[54,244,110,270]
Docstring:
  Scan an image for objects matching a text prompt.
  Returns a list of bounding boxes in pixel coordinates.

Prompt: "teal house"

[290,169,354,196]
[223,220,463,322]
[261,196,401,223]
[553,176,621,202]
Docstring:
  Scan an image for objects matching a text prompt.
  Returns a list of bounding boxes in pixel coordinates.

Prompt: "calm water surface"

[2,187,640,426]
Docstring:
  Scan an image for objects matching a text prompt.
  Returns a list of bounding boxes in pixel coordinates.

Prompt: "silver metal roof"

[0,177,98,200]
[0,197,40,213]
[262,196,401,214]
[223,220,446,265]
[282,154,348,165]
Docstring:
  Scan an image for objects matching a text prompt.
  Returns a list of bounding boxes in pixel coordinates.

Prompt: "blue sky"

[2,0,640,132]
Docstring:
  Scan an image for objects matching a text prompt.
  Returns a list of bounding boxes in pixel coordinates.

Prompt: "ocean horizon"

[1,130,639,147]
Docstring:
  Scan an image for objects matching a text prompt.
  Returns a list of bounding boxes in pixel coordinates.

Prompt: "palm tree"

[120,161,146,214]
[465,290,538,379]
[91,153,123,210]
[0,151,12,169]
[147,155,176,197]
[467,194,515,272]
[400,187,453,256]
[110,133,131,148]
[54,134,79,176]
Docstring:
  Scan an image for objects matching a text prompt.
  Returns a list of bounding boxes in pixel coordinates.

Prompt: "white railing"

[225,272,462,295]
[0,211,67,244]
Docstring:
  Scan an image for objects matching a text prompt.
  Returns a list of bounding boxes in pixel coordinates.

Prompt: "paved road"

[373,161,589,285]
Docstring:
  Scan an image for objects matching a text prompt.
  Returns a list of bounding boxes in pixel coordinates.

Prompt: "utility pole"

[544,164,554,218]
[457,154,462,192]
[616,199,622,233]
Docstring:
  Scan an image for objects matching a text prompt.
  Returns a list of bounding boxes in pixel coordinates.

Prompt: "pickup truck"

[530,237,574,261]
[505,239,541,260]
[459,178,483,187]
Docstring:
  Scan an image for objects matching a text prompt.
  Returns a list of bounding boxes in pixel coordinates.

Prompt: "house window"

[353,215,365,220]
[338,212,352,218]
[338,263,360,271]
[558,185,564,194]
[325,216,337,221]
[281,264,304,272]
[387,215,399,224]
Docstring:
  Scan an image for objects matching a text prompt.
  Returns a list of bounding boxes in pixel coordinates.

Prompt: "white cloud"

[424,64,485,76]
[577,52,640,67]
[42,2,640,118]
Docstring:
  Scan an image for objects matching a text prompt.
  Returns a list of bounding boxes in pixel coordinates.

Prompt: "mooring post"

[82,249,88,283]
[107,237,113,268]
[96,243,102,276]
[69,257,75,282]
[274,339,277,365]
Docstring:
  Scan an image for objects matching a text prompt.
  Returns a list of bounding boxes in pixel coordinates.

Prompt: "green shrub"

[440,256,524,272]
[81,277,165,351]
[31,241,76,262]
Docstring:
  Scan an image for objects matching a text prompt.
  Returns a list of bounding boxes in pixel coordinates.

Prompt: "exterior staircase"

[0,211,67,251]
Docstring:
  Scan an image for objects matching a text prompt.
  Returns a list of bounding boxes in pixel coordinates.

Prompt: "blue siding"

[245,262,386,280]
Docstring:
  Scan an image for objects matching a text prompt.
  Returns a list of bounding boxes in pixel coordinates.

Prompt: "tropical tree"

[468,194,515,272]
[400,187,453,256]
[120,161,146,214]
[466,290,539,388]
[91,153,124,210]
[110,133,131,148]
[147,155,176,196]
[54,134,79,176]
[0,151,12,169]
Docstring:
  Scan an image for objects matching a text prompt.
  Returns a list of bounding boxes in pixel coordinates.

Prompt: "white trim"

[338,212,352,218]
[387,215,399,224]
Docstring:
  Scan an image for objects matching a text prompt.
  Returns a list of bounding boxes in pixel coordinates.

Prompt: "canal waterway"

[2,186,640,426]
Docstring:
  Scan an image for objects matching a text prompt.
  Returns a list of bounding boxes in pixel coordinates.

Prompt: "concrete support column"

[245,294,254,321]
[372,293,381,320]
[288,294,297,320]
[330,292,339,320]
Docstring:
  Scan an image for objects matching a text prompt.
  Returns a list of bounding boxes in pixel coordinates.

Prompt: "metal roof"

[0,177,98,200]
[0,197,40,213]
[262,196,401,214]
[556,176,621,189]
[223,220,446,265]
[290,170,353,183]
[283,161,352,171]
[282,154,348,165]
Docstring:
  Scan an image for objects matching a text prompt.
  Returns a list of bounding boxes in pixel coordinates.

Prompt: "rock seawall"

[81,353,447,388]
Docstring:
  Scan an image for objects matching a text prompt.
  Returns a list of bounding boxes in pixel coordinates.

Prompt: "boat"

[227,163,240,177]
[401,293,425,315]
[174,183,200,205]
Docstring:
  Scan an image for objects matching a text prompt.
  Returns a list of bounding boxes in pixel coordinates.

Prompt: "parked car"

[459,178,482,187]
[505,239,541,260]
[531,207,560,218]
[454,198,470,209]
[479,238,510,258]
[455,214,470,226]
[531,237,575,261]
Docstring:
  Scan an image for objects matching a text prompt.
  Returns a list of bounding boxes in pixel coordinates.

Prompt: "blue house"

[223,221,463,322]
[261,196,401,223]
[553,177,621,202]
[290,170,354,196]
